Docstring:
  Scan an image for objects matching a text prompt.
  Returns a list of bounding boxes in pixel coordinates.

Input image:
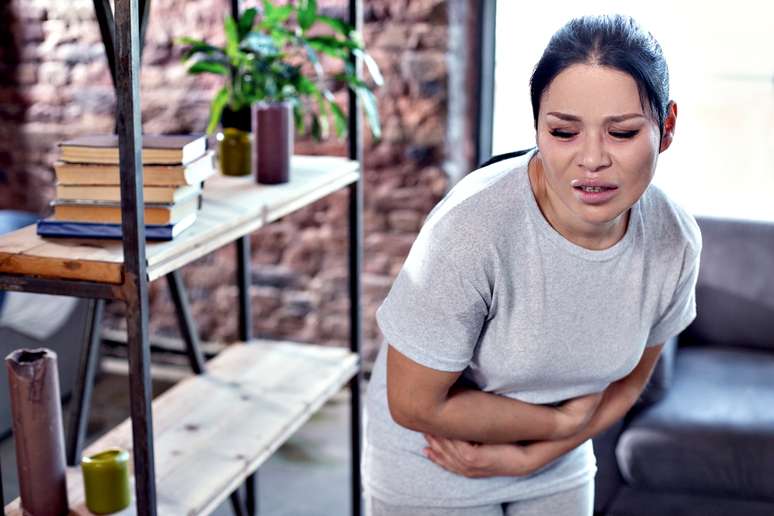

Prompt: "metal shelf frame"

[0,0,364,514]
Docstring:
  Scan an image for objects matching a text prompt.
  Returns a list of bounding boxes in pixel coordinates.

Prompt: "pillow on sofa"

[682,217,774,352]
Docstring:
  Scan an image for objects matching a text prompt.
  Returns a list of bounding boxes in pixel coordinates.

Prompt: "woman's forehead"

[540,64,646,119]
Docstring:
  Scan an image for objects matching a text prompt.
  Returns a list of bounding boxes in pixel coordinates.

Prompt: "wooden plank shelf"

[4,340,358,516]
[0,156,359,285]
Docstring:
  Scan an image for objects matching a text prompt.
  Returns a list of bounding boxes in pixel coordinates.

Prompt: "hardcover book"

[51,197,199,225]
[58,134,207,165]
[36,214,197,241]
[55,183,201,204]
[54,151,215,186]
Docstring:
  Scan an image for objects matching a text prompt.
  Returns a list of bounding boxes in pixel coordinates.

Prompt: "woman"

[363,14,701,516]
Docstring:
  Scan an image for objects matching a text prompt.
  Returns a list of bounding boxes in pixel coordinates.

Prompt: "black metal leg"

[237,235,253,342]
[166,270,206,374]
[0,451,4,507]
[235,235,258,515]
[347,179,364,516]
[347,1,364,513]
[66,298,105,466]
[230,490,246,516]
[245,474,258,516]
[115,0,157,510]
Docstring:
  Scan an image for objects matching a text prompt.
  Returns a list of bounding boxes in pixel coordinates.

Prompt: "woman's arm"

[387,344,603,444]
[422,342,665,477]
[522,342,665,467]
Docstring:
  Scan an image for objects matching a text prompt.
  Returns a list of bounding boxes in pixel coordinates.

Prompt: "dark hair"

[530,15,670,135]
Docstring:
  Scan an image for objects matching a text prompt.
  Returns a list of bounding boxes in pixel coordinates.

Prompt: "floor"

[0,368,356,515]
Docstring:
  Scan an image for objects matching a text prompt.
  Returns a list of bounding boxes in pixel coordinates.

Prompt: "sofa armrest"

[634,336,678,409]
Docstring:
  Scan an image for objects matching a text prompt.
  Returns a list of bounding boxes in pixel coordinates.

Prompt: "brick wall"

[0,0,467,362]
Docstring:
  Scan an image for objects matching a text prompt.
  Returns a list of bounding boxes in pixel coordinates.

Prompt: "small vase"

[252,101,293,185]
[218,107,252,177]
[6,348,69,516]
[217,128,252,177]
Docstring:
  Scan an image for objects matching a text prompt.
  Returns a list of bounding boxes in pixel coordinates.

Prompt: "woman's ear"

[659,101,678,152]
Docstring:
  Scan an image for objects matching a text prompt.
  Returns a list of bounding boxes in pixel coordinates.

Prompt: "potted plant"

[180,0,382,183]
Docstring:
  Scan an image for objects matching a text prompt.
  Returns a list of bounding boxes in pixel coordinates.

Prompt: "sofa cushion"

[634,336,678,408]
[608,486,774,516]
[591,419,626,514]
[684,217,774,352]
[615,346,774,501]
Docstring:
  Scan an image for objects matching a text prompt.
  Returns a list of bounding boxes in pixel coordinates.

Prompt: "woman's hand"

[423,434,540,478]
[552,392,604,439]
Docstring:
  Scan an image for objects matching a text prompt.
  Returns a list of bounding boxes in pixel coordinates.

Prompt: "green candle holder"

[81,448,131,514]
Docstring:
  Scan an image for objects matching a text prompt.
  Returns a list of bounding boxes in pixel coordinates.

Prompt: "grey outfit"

[367,479,594,516]
[364,148,702,510]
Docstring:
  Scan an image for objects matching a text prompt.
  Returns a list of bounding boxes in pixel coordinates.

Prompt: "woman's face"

[533,63,673,245]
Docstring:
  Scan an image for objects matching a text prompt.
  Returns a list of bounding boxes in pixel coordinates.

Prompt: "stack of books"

[37,134,215,241]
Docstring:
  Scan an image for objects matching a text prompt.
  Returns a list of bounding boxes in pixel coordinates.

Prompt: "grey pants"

[366,479,594,516]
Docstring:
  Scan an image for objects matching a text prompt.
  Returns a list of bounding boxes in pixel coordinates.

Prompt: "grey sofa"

[592,216,774,516]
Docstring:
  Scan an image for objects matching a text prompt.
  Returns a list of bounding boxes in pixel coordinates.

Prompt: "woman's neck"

[527,152,629,251]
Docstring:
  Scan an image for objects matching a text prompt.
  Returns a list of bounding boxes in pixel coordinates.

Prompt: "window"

[492,1,773,221]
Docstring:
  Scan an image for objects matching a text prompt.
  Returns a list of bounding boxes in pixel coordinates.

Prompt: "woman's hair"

[530,14,670,135]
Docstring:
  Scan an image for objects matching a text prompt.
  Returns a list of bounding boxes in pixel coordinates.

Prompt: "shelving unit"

[0,0,365,514]
[5,341,358,516]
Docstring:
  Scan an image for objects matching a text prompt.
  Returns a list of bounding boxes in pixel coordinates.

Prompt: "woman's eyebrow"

[546,112,645,122]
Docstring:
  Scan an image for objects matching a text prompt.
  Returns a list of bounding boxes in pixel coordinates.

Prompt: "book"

[36,214,197,241]
[51,197,199,225]
[58,134,207,165]
[56,183,201,204]
[53,151,216,186]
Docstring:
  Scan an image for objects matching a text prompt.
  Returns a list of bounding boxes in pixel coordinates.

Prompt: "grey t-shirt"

[364,148,702,507]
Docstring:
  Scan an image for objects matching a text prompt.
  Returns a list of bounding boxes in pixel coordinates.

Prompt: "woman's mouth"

[571,180,619,204]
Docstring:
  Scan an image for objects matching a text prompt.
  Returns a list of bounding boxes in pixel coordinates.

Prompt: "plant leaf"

[237,8,258,39]
[302,43,325,82]
[297,0,317,32]
[307,35,358,51]
[297,75,320,96]
[241,32,280,57]
[207,87,230,135]
[313,90,330,140]
[357,86,381,140]
[261,1,293,27]
[293,103,306,134]
[316,15,353,36]
[353,48,384,86]
[310,115,322,140]
[188,59,230,75]
[224,15,240,60]
[329,100,347,138]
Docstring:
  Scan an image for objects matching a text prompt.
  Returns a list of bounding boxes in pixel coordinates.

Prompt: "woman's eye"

[549,130,577,139]
[610,130,639,139]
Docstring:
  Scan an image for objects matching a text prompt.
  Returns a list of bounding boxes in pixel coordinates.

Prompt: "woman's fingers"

[423,434,485,477]
[423,434,538,478]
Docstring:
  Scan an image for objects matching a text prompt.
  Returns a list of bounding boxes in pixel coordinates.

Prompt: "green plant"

[179,0,382,140]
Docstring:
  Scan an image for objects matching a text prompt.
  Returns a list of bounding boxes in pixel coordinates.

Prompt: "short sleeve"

[646,238,702,347]
[375,232,491,372]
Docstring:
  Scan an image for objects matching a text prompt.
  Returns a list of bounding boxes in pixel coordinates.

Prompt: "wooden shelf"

[0,156,359,285]
[4,340,358,516]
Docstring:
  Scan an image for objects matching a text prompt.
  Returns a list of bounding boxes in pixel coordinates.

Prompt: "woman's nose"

[579,133,611,172]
